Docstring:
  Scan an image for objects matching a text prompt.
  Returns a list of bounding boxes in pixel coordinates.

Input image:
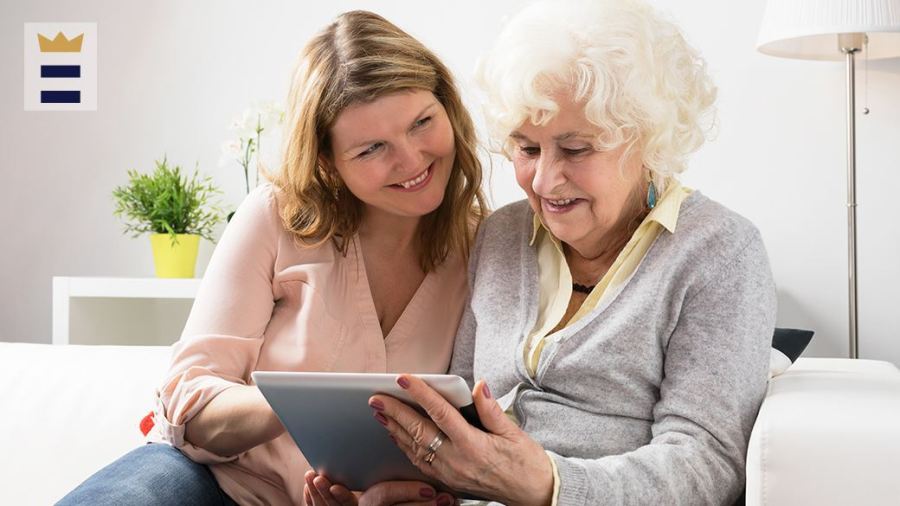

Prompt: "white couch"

[746,357,900,505]
[0,343,171,505]
[2,342,899,505]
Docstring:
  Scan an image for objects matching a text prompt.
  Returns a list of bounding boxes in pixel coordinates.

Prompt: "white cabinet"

[52,277,200,345]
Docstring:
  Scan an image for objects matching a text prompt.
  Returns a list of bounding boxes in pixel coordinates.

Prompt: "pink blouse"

[152,184,468,505]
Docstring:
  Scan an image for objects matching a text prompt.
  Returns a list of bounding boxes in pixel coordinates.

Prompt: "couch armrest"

[0,343,172,505]
[746,357,900,506]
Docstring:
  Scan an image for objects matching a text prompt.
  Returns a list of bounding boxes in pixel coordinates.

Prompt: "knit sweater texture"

[450,192,776,505]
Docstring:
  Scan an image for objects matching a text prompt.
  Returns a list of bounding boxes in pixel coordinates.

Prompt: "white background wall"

[1,1,898,366]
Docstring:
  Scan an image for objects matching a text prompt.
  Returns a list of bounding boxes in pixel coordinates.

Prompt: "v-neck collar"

[349,234,436,344]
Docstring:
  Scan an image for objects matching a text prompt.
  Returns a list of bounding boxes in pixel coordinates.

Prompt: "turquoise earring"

[647,179,657,210]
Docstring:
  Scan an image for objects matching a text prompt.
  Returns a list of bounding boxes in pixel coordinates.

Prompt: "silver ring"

[425,431,445,454]
[423,431,445,465]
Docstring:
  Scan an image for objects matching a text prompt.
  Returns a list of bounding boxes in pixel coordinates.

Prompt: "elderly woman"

[343,1,776,505]
[308,0,774,505]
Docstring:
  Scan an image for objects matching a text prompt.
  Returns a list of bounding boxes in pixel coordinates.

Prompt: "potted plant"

[112,157,223,278]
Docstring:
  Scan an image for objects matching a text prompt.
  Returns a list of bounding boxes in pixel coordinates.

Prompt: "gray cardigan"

[449,192,776,506]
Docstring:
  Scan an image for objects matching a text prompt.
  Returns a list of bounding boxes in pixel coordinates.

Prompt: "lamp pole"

[840,33,864,359]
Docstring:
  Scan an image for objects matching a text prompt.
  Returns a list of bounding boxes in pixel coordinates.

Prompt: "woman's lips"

[390,162,434,192]
[542,197,583,213]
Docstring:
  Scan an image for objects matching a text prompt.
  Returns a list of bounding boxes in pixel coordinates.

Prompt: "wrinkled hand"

[302,470,456,506]
[369,377,553,506]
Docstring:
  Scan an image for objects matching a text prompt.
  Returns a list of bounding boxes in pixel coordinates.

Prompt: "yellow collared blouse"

[525,181,693,377]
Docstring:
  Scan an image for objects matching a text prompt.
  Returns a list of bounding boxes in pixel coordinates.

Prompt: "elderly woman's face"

[511,94,643,254]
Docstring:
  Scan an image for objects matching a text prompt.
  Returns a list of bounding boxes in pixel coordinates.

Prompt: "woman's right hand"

[303,470,455,506]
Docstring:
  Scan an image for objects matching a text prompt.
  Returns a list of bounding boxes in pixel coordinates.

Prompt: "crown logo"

[38,32,84,53]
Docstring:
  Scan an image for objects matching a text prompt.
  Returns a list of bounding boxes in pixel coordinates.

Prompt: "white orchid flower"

[221,101,285,195]
[218,139,243,168]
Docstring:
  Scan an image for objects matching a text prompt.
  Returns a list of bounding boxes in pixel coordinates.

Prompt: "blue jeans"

[57,443,238,506]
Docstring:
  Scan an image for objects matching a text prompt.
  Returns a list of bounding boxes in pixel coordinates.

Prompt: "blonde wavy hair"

[477,0,717,194]
[268,10,487,272]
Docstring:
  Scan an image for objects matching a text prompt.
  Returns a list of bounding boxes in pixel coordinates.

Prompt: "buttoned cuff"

[153,376,244,464]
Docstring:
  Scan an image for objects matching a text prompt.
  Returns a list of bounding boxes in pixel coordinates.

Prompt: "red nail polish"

[374,412,389,426]
[397,376,411,389]
[436,494,453,506]
[483,382,492,399]
[369,399,385,411]
[419,487,435,499]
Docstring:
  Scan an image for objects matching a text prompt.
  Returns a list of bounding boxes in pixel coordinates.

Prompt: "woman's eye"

[519,146,540,157]
[562,147,591,156]
[357,142,384,158]
[412,116,432,129]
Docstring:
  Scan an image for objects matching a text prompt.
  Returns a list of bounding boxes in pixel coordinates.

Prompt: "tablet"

[252,371,484,491]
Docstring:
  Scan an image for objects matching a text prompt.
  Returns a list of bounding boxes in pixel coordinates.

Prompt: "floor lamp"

[757,0,900,358]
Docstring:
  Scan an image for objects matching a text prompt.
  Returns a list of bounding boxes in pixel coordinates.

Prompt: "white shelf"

[52,276,201,345]
[56,276,200,299]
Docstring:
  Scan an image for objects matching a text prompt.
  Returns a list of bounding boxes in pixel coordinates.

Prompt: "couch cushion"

[746,357,900,505]
[0,343,171,505]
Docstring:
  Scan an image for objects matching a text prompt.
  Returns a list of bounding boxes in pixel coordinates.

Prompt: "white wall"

[1,1,898,366]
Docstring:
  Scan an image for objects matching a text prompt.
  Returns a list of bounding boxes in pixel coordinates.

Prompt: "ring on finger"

[425,431,445,453]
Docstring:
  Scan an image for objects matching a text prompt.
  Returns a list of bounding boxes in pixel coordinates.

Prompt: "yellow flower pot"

[149,233,200,278]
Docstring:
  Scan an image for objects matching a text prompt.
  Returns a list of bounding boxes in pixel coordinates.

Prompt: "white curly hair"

[476,0,717,193]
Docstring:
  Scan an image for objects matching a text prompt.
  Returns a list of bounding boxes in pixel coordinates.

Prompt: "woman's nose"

[394,139,425,175]
[531,154,566,196]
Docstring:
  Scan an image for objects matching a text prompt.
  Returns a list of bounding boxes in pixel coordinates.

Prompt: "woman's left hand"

[370,376,554,506]
[302,470,455,506]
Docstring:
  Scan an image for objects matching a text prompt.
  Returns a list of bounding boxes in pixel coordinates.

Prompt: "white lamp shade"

[758,0,900,60]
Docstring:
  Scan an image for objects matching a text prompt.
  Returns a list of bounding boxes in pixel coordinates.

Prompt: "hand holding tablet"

[252,371,484,492]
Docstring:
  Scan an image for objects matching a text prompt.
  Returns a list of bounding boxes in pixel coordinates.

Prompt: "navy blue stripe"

[41,90,81,103]
[41,65,81,78]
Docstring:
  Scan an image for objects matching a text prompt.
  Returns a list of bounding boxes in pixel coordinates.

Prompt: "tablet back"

[252,372,476,491]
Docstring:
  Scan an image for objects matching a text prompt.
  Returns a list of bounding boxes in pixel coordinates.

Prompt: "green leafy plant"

[112,157,223,244]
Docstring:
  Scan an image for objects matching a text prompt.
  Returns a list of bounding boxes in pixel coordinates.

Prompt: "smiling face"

[327,89,455,224]
[511,93,644,257]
